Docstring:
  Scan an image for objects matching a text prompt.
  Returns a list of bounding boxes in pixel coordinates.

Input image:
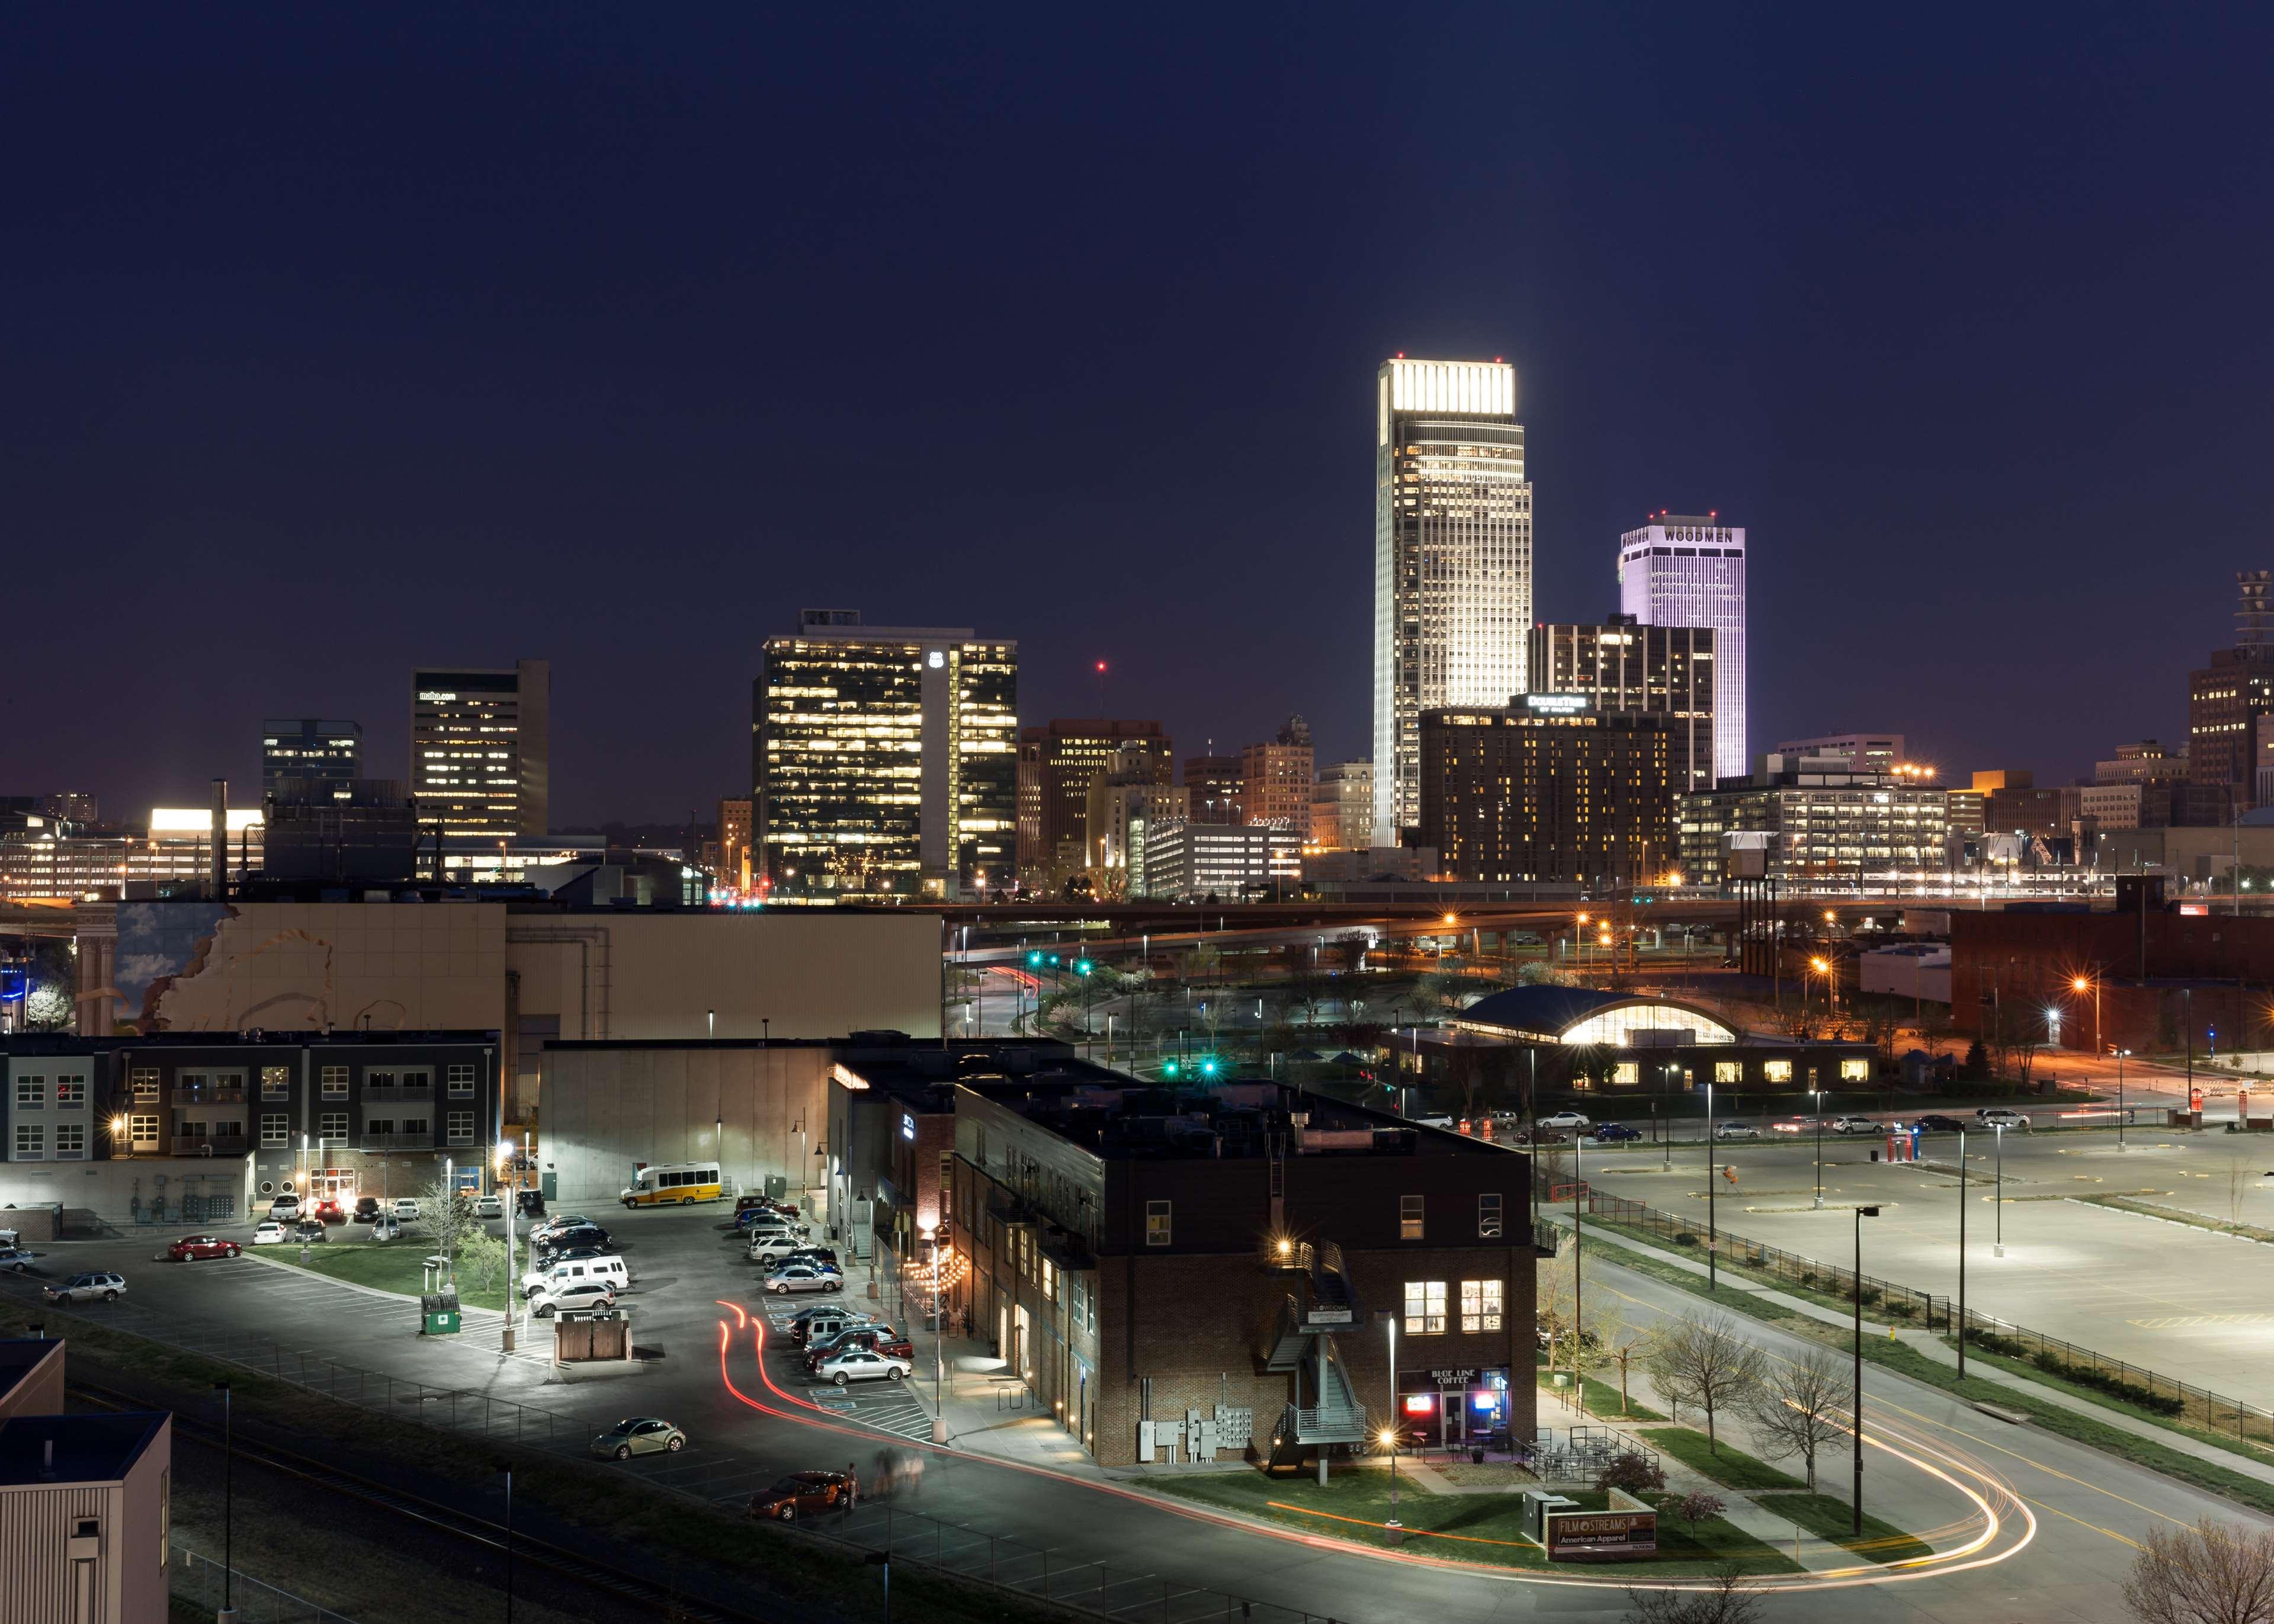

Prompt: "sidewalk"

[1561,1212,2274,1490]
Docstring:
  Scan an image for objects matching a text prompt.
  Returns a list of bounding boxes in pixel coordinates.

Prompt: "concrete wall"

[540,1044,835,1209]
[0,1157,253,1230]
[0,1340,66,1421]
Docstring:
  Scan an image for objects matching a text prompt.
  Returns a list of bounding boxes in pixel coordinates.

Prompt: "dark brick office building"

[945,1075,1533,1469]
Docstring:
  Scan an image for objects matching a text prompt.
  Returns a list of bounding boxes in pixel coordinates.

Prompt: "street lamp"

[498,1137,519,1352]
[215,1381,236,1623]
[1811,1086,1825,1209]
[2113,1047,2132,1150]
[1957,1128,1968,1378]
[1705,1080,1717,1292]
[1852,1205,1881,1537]
[1993,1123,2006,1258]
[919,1224,948,1445]
[2071,973,2101,1057]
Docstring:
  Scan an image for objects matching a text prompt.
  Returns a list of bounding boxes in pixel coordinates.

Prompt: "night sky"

[9,8,2273,826]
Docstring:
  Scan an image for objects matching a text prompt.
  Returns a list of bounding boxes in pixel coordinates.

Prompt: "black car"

[537,1225,613,1256]
[1912,1113,1969,1134]
[781,1246,839,1269]
[352,1196,380,1224]
[293,1220,328,1243]
[517,1189,547,1218]
[1590,1123,1643,1143]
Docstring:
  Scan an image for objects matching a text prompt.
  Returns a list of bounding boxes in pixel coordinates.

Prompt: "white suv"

[1975,1108,2031,1130]
[44,1272,126,1304]
[532,1278,618,1318]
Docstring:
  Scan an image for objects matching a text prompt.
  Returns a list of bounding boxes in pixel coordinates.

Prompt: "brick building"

[945,1076,1533,1469]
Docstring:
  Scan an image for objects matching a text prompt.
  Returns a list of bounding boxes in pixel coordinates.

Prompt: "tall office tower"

[2189,571,2274,813]
[756,611,1016,899]
[1239,714,1314,829]
[1181,755,1242,824]
[717,796,753,890]
[1015,721,1171,885]
[262,718,364,802]
[1309,760,1375,850]
[409,660,549,838]
[1373,357,1531,840]
[1618,513,1747,783]
[1529,619,1715,792]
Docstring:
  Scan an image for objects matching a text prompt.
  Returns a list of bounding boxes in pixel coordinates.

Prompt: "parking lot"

[1571,1121,2274,1407]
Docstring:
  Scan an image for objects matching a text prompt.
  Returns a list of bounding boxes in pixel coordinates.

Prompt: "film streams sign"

[1545,1508,1659,1561]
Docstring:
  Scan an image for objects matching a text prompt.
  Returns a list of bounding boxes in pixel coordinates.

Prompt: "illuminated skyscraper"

[262,718,364,801]
[756,610,1016,898]
[1618,513,1747,783]
[1373,357,1531,839]
[410,660,549,838]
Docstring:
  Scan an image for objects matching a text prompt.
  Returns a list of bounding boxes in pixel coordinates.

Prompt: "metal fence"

[1550,1174,2274,1454]
[173,1543,360,1624]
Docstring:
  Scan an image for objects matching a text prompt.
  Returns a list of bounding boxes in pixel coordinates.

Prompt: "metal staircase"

[1263,1241,1370,1459]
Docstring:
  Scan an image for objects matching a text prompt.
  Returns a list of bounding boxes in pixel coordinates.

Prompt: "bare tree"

[1537,1237,1579,1381]
[415,1171,474,1267]
[2122,1516,2274,1624]
[1744,1349,1849,1491]
[1624,1567,1762,1624]
[1646,1312,1767,1455]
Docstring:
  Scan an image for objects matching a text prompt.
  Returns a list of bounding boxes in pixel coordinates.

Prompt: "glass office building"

[1618,515,1747,784]
[410,660,550,839]
[1373,358,1531,839]
[756,611,1016,899]
[261,719,364,801]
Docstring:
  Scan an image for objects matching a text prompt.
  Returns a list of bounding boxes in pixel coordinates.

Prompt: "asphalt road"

[5,1201,2260,1622]
[1577,1125,2274,1411]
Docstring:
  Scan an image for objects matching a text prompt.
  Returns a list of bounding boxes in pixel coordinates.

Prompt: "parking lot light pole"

[2114,1048,2131,1151]
[216,1381,236,1623]
[1957,1128,1968,1378]
[1812,1087,1825,1209]
[1703,1081,1720,1288]
[921,1224,947,1445]
[499,1138,519,1353]
[1852,1206,1880,1536]
[1993,1124,2006,1258]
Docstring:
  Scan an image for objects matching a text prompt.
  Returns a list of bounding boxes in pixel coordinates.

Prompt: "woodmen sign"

[1544,1507,1659,1561]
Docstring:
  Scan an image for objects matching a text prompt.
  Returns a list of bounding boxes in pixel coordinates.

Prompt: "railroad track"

[70,1378,775,1624]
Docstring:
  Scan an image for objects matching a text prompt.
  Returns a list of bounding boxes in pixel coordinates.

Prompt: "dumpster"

[421,1289,462,1336]
[553,1307,631,1365]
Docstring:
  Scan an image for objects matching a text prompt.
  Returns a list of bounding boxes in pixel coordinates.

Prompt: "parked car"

[587,1417,685,1460]
[781,1246,840,1270]
[517,1189,546,1218]
[473,1194,504,1219]
[737,1207,810,1235]
[814,1347,913,1387]
[310,1198,345,1223]
[537,1224,614,1257]
[0,1246,41,1272]
[748,1471,851,1520]
[250,1221,290,1246]
[1913,1113,1970,1134]
[746,1233,804,1264]
[1538,1111,1592,1131]
[1713,1121,1762,1141]
[353,1196,381,1224]
[1827,1115,1880,1135]
[371,1215,405,1242]
[530,1214,594,1243]
[389,1197,422,1221]
[735,1193,798,1218]
[1975,1107,2031,1129]
[293,1220,329,1243]
[765,1263,843,1296]
[44,1272,125,1304]
[1590,1123,1643,1144]
[268,1194,303,1221]
[523,1253,631,1299]
[533,1279,618,1318]
[788,1306,870,1346]
[166,1234,242,1262]
[806,1325,913,1366]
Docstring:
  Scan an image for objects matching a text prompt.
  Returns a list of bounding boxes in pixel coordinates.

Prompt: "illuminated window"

[54,1079,84,1108]
[1614,1061,1638,1086]
[1764,1060,1794,1083]
[1461,1279,1505,1333]
[131,1068,159,1104]
[1400,1194,1425,1240]
[1840,1058,1870,1081]
[261,1066,290,1100]
[1403,1279,1447,1334]
[1714,1061,1741,1084]
[129,1115,159,1148]
[1478,1193,1503,1238]
[1145,1201,1171,1247]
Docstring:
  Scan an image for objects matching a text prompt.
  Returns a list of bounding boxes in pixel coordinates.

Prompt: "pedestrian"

[899,1449,925,1500]
[846,1461,859,1510]
[872,1447,896,1499]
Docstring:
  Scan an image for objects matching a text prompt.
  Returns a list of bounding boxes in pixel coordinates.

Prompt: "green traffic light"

[1076,959,1093,975]
[1163,1060,1181,1077]
[1027,951,1041,966]
[1200,1058,1218,1077]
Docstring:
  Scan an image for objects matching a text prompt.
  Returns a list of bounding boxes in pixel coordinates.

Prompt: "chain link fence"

[173,1544,360,1624]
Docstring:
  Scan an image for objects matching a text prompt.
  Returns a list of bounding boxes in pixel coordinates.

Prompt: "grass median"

[253,1237,512,1312]
[1148,1468,1798,1575]
[1636,1427,1805,1492]
[1756,1493,1933,1564]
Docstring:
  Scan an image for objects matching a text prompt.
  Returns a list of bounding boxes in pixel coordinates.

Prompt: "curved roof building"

[1448,986,1739,1047]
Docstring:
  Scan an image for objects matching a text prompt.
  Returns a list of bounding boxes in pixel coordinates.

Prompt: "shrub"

[1594,1452,1667,1495]
[1676,1491,1726,1530]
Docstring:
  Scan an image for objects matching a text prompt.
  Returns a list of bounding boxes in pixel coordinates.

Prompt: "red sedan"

[748,1471,852,1521]
[804,1327,913,1372]
[166,1235,242,1262]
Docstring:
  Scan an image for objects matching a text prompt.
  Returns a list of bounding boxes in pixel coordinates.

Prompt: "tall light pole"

[2114,1047,2131,1150]
[499,1138,519,1352]
[496,1460,515,1624]
[2071,973,2100,1058]
[215,1380,236,1623]
[1993,1124,2006,1258]
[1811,1086,1825,1209]
[920,1224,947,1445]
[1956,1127,1968,1378]
[1705,1080,1717,1292]
[1852,1205,1881,1536]
[1573,1133,1585,1416]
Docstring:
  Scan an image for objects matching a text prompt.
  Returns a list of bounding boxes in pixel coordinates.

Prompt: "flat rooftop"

[962,1078,1513,1161]
[0,1412,166,1485]
[0,1339,59,1405]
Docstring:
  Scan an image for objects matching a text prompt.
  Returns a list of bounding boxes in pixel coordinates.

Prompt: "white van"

[523,1254,631,1301]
